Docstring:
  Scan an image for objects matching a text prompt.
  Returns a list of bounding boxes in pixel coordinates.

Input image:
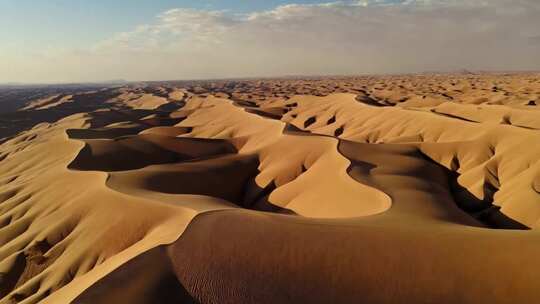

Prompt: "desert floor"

[1,73,540,303]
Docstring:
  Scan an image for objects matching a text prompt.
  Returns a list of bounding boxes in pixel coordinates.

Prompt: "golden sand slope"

[0,114,234,303]
[0,74,539,303]
[279,93,540,226]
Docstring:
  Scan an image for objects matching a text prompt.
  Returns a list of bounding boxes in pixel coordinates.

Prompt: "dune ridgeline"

[0,74,540,303]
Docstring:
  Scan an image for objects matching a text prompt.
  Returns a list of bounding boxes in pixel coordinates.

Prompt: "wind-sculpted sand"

[0,73,539,303]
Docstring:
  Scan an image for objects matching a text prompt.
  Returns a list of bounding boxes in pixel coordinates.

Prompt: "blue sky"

[1,0,539,83]
[0,0,329,49]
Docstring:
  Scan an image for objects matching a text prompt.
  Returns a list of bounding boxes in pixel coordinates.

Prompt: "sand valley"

[0,73,540,303]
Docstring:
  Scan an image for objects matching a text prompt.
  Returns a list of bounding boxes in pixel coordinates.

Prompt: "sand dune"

[0,73,539,303]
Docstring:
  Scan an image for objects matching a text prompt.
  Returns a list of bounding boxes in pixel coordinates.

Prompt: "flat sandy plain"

[0,73,540,303]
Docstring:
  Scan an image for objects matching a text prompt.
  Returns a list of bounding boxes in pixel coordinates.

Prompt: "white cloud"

[2,0,540,82]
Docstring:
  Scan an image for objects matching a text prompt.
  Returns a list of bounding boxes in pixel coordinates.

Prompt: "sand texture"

[0,73,539,303]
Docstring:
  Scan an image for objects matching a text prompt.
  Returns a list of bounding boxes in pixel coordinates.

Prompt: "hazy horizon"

[2,0,540,83]
[4,69,540,86]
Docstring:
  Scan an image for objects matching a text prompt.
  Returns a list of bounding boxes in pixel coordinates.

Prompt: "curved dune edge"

[66,95,392,219]
[0,113,235,304]
[171,95,392,218]
[75,92,540,303]
[75,93,540,304]
[277,93,540,227]
[0,91,392,303]
[184,93,538,227]
[0,91,226,303]
[73,129,538,303]
[0,78,539,303]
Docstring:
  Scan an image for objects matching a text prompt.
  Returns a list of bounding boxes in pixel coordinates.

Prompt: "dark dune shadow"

[87,107,184,129]
[355,94,390,107]
[417,151,529,230]
[241,179,295,215]
[0,254,26,299]
[154,99,186,112]
[232,99,259,108]
[104,153,296,215]
[283,123,310,134]
[67,125,295,214]
[430,109,479,123]
[68,135,238,172]
[1,86,187,145]
[446,169,529,230]
[303,116,316,128]
[337,138,528,229]
[245,108,283,120]
[72,246,198,304]
[0,89,122,142]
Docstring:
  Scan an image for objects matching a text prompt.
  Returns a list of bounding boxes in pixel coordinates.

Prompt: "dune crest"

[0,73,539,303]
